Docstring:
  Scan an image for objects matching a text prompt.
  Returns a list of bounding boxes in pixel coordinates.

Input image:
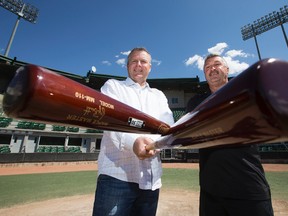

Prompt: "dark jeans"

[92,174,159,216]
[200,189,274,216]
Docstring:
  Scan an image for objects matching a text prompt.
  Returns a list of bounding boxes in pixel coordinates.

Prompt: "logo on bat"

[128,117,145,128]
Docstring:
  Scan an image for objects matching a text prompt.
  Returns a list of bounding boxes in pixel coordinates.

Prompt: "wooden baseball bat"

[146,58,288,150]
[2,64,170,134]
[2,59,288,150]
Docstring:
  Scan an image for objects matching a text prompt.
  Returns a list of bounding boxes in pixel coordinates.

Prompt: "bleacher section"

[259,143,288,152]
[0,117,12,128]
[52,125,66,131]
[86,129,103,133]
[17,121,46,130]
[66,127,80,133]
[36,146,81,153]
[52,125,80,132]
[0,145,11,153]
[172,109,186,121]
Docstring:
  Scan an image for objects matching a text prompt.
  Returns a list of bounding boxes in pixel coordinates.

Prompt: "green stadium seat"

[57,146,65,153]
[86,129,103,133]
[30,122,46,130]
[66,146,81,153]
[0,145,11,153]
[38,123,46,130]
[0,120,9,127]
[52,125,66,131]
[172,109,186,121]
[36,146,45,152]
[66,127,79,132]
[51,147,58,153]
[44,146,52,153]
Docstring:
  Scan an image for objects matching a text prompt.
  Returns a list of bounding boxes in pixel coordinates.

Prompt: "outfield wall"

[0,152,99,163]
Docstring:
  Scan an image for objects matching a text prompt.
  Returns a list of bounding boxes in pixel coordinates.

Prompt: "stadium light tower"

[0,0,39,57]
[241,5,288,60]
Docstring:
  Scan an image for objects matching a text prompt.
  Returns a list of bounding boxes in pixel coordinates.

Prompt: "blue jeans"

[92,174,159,216]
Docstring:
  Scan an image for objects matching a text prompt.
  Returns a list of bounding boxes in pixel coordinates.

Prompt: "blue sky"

[0,0,287,81]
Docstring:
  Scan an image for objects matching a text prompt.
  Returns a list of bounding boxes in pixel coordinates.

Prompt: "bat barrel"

[258,58,288,131]
[157,58,288,149]
[3,65,170,134]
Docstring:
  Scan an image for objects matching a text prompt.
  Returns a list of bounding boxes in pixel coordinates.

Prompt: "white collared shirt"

[97,77,174,190]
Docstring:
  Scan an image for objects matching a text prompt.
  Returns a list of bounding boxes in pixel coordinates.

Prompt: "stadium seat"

[57,146,65,153]
[0,117,12,127]
[52,125,66,131]
[66,127,79,132]
[0,145,11,153]
[86,129,103,133]
[36,146,45,152]
[172,109,186,121]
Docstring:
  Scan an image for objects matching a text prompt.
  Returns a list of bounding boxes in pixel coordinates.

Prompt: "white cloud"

[102,60,111,66]
[184,55,204,70]
[207,42,228,55]
[152,59,161,66]
[116,58,126,67]
[121,50,130,56]
[223,56,249,75]
[225,49,249,58]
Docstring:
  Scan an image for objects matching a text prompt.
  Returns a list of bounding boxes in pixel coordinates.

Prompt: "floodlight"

[241,5,288,60]
[0,0,39,56]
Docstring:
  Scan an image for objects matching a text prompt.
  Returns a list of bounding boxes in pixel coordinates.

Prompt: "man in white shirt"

[92,47,174,216]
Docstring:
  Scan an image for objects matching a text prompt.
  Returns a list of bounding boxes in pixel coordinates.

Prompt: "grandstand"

[0,54,287,164]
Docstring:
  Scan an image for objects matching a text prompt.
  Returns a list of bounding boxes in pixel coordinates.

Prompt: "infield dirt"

[0,162,287,216]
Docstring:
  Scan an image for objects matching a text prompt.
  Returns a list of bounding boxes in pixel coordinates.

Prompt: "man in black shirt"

[186,54,274,216]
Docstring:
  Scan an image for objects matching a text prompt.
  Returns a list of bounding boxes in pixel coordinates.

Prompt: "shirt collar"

[125,77,150,89]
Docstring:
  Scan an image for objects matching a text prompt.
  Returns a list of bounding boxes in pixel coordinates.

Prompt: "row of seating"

[0,145,11,153]
[66,127,80,132]
[86,129,103,133]
[51,126,102,133]
[0,117,13,122]
[1,113,187,132]
[36,146,81,153]
[17,121,46,130]
[52,125,80,132]
[172,109,186,121]
[259,144,288,152]
[36,146,65,153]
[66,146,81,153]
[0,117,13,128]
[52,125,66,131]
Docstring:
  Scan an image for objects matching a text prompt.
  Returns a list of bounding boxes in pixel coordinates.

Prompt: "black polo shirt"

[186,92,271,200]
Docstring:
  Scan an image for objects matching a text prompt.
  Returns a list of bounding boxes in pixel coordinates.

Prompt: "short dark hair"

[204,54,228,68]
[127,47,151,65]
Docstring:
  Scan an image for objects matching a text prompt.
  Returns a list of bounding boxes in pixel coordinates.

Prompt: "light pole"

[241,5,288,60]
[0,0,39,57]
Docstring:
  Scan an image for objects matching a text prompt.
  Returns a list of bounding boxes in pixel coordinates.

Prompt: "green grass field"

[0,168,287,208]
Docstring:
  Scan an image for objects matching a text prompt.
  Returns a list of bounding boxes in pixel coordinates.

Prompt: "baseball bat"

[2,64,170,134]
[146,58,288,150]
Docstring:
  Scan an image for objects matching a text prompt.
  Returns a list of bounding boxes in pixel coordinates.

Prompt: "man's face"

[203,56,229,90]
[127,50,151,86]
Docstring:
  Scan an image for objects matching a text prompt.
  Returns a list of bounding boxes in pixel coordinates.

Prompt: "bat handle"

[145,142,156,151]
[145,135,175,151]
